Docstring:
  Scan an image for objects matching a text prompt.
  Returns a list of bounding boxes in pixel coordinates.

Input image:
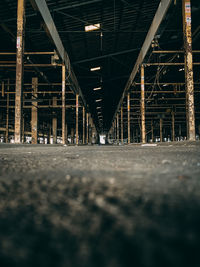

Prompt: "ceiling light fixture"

[85,23,100,32]
[90,66,101,72]
[95,99,102,102]
[93,87,102,91]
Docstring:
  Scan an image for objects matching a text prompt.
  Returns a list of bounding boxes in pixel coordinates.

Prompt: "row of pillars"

[30,76,93,144]
[13,0,96,144]
[111,0,196,143]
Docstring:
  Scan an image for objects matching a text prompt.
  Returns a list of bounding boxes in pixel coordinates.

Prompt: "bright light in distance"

[93,87,102,91]
[90,66,101,72]
[163,84,167,87]
[96,106,101,109]
[95,99,102,102]
[179,68,184,72]
[85,23,100,32]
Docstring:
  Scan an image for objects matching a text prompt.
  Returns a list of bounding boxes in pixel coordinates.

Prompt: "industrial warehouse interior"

[0,0,200,266]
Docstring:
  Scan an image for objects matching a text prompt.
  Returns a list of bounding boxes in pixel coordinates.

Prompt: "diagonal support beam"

[111,0,172,130]
[31,0,87,107]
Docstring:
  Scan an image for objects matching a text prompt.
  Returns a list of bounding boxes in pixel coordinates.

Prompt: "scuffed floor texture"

[0,142,200,267]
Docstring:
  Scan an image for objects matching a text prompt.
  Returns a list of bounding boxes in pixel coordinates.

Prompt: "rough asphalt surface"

[0,142,200,267]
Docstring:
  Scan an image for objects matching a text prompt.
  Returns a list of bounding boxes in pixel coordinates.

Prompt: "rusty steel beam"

[62,64,66,144]
[144,62,200,66]
[141,65,146,144]
[31,77,38,144]
[111,0,172,131]
[151,120,154,142]
[76,94,79,145]
[121,106,123,144]
[172,111,175,141]
[86,112,89,144]
[31,0,87,108]
[116,113,119,144]
[83,106,85,144]
[0,64,62,67]
[182,0,195,141]
[152,50,200,53]
[5,79,10,143]
[14,0,26,143]
[52,97,57,144]
[0,52,54,55]
[160,118,163,142]
[127,93,131,144]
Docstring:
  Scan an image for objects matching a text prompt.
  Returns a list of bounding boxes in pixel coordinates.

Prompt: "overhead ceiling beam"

[111,0,172,129]
[31,0,86,107]
[3,0,103,23]
[73,47,140,65]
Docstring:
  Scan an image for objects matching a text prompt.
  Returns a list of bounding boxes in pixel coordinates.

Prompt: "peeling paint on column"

[31,77,38,144]
[183,0,195,141]
[14,0,26,143]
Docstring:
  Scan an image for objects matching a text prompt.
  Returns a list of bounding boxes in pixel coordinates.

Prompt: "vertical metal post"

[21,114,25,143]
[62,64,66,144]
[141,64,146,143]
[65,124,68,144]
[179,124,182,137]
[6,80,10,143]
[182,0,195,141]
[76,94,79,145]
[52,97,57,144]
[121,106,123,144]
[86,112,89,144]
[117,113,119,144]
[114,119,117,141]
[82,106,85,144]
[48,123,51,144]
[172,112,175,141]
[127,93,130,144]
[31,77,38,144]
[160,118,163,142]
[71,128,74,144]
[151,120,154,142]
[14,0,26,143]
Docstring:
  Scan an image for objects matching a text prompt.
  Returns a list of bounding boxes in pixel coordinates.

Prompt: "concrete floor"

[0,142,200,267]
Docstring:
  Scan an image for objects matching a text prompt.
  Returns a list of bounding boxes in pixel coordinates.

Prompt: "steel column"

[31,77,38,144]
[5,79,10,143]
[62,64,66,144]
[141,65,146,143]
[127,93,130,144]
[160,118,163,142]
[117,113,119,144]
[76,94,79,145]
[52,97,57,144]
[83,106,85,144]
[182,0,195,141]
[121,106,123,144]
[86,112,89,144]
[172,112,175,141]
[151,120,154,142]
[14,0,26,143]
